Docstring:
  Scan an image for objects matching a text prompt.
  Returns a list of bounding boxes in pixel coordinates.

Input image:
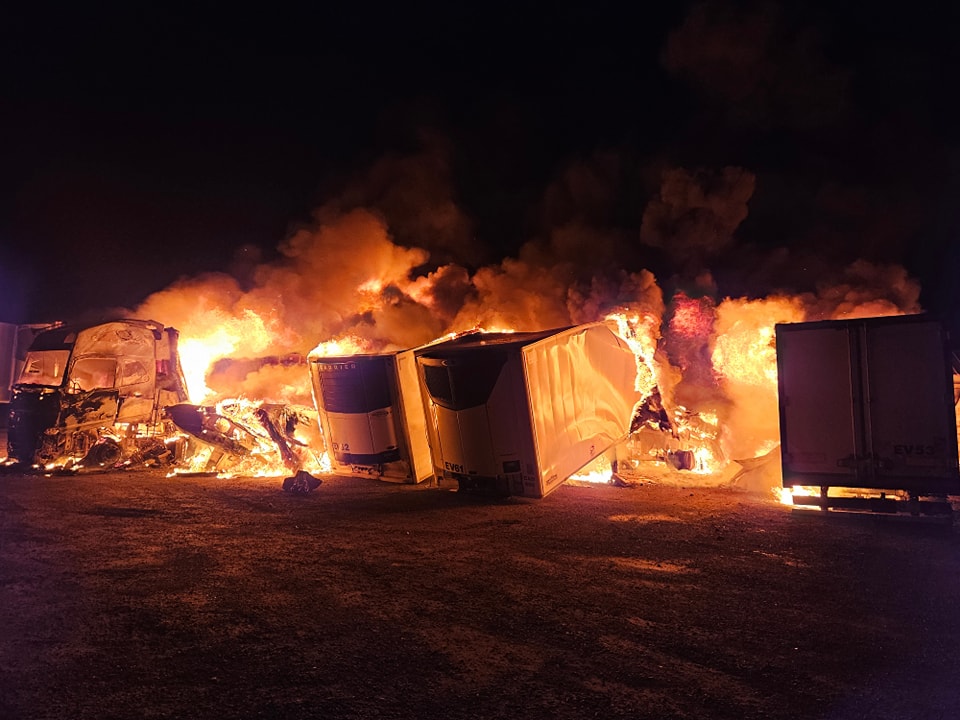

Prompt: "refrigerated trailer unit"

[307,350,433,483]
[416,322,641,498]
[775,314,960,514]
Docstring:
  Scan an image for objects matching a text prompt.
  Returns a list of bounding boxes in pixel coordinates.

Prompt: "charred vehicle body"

[5,319,189,471]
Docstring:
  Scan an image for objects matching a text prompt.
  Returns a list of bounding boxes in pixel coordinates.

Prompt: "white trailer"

[776,314,960,514]
[416,322,641,498]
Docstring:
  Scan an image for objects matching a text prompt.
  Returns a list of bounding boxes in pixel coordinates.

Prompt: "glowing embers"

[669,293,715,340]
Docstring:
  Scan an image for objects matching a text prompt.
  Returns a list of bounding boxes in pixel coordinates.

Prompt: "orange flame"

[605,310,661,399]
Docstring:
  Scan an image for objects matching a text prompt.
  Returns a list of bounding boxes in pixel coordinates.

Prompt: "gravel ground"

[1,468,958,720]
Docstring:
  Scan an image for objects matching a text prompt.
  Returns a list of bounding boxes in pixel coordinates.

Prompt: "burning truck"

[4,318,324,481]
[5,319,190,471]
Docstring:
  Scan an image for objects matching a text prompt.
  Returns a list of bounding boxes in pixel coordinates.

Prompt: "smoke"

[803,260,922,320]
[640,166,756,278]
[317,135,480,267]
[662,1,851,129]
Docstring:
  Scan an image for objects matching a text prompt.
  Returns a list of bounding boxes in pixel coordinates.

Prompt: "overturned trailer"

[308,350,433,483]
[6,319,189,470]
[416,322,642,498]
[776,314,960,515]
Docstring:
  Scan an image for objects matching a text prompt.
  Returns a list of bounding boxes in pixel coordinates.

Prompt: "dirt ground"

[1,467,959,720]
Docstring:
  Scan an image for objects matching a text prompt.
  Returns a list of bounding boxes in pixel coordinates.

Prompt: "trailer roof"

[416,326,574,357]
[774,312,934,333]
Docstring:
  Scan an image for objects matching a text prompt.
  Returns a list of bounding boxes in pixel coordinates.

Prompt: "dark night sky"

[2,2,959,333]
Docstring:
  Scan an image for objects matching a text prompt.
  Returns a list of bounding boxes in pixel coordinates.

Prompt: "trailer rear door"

[777,324,861,484]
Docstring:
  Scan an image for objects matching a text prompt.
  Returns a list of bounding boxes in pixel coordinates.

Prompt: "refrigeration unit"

[776,313,960,514]
[416,322,641,498]
[308,349,432,483]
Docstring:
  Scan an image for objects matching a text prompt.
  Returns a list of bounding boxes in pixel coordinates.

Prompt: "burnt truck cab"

[6,319,189,470]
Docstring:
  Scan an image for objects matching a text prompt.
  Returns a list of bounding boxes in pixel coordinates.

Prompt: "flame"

[171,307,292,404]
[309,334,377,358]
[569,452,614,484]
[711,296,805,388]
[605,310,661,398]
[777,485,834,507]
[178,333,240,403]
[124,207,926,491]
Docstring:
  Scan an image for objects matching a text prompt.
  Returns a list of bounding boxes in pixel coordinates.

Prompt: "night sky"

[2,2,959,335]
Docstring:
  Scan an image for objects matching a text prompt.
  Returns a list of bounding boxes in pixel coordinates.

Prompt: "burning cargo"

[308,350,432,483]
[416,322,642,498]
[775,313,960,513]
[5,319,189,470]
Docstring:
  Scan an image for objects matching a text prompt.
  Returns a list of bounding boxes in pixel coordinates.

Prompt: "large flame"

[122,200,923,488]
[605,310,662,399]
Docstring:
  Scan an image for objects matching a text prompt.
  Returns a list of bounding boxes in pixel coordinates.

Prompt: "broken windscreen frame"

[17,350,71,387]
[67,356,119,393]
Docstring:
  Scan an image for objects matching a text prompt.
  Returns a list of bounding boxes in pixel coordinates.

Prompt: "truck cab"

[6,319,189,470]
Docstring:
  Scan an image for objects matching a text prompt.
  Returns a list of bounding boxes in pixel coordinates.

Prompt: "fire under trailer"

[416,322,642,498]
[775,314,960,516]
